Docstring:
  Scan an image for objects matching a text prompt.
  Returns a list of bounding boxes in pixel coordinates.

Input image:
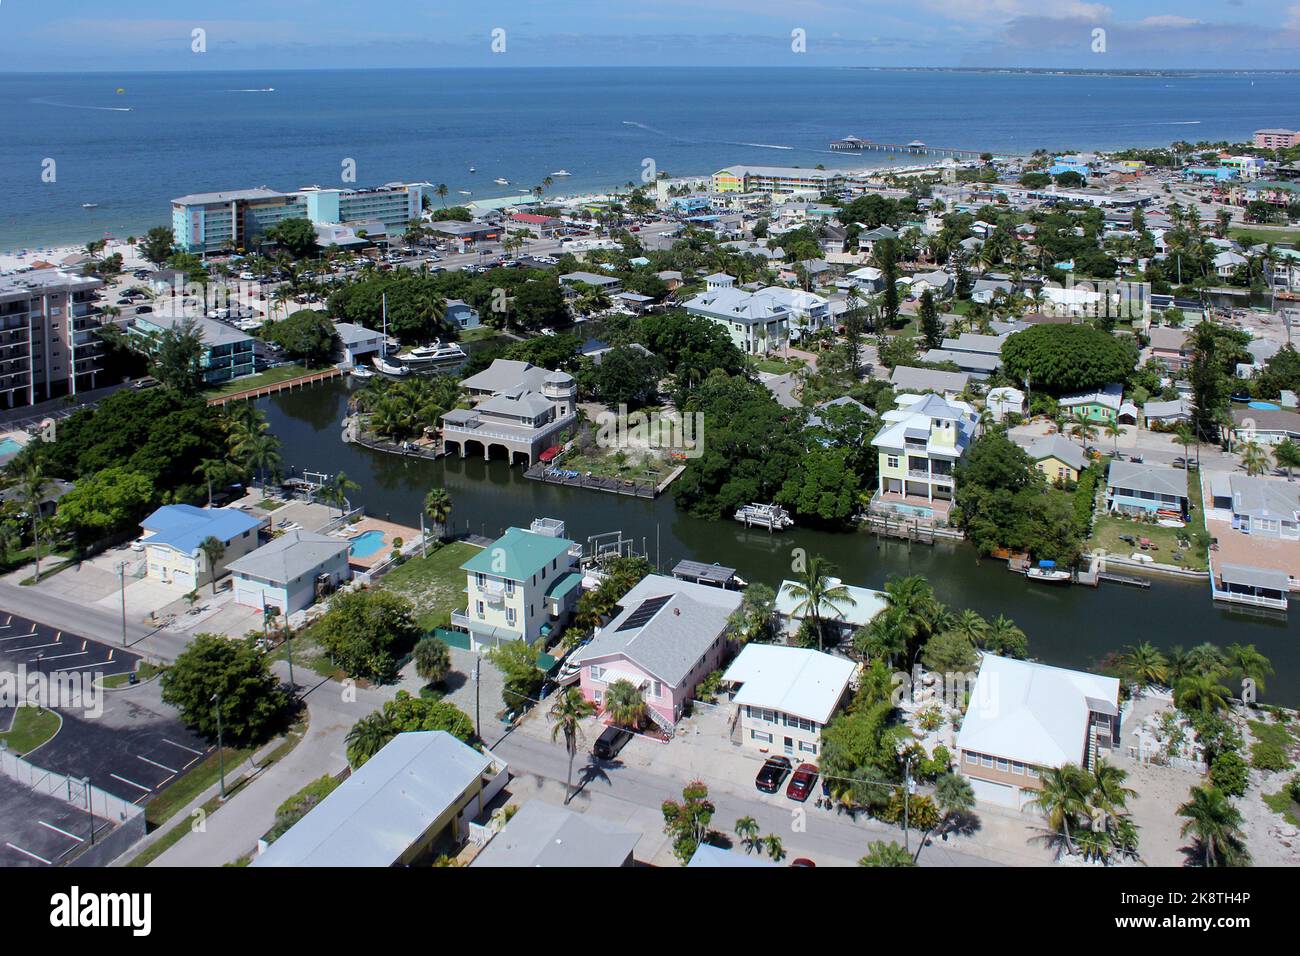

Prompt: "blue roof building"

[140,504,265,590]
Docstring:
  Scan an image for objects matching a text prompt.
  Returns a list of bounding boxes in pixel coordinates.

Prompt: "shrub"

[1251,741,1293,772]
[1210,750,1249,798]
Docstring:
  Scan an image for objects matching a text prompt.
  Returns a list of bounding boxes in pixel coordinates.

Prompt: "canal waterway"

[261,378,1300,706]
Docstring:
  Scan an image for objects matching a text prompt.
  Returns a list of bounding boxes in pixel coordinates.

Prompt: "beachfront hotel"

[711,165,852,196]
[0,269,107,409]
[171,182,434,254]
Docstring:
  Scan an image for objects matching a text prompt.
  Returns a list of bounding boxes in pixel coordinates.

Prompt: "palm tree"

[734,816,760,854]
[423,487,453,541]
[983,614,1028,658]
[194,458,230,508]
[602,678,647,730]
[1068,411,1098,448]
[435,183,448,207]
[1174,671,1230,716]
[1273,438,1300,480]
[325,470,360,516]
[1089,760,1136,828]
[1174,422,1198,470]
[858,841,916,867]
[1177,785,1250,867]
[761,834,785,861]
[548,686,597,804]
[1122,642,1169,689]
[786,555,856,652]
[412,636,451,686]
[345,712,394,768]
[199,535,226,594]
[234,430,283,490]
[947,609,988,649]
[1240,439,1271,477]
[1026,764,1092,855]
[19,460,48,579]
[1223,642,1274,694]
[1103,420,1123,457]
[880,574,941,667]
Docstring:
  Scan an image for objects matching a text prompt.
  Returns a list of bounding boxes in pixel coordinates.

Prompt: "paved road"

[490,729,1007,867]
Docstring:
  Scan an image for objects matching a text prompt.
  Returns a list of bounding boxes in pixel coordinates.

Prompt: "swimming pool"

[348,529,387,559]
[1248,401,1282,411]
[0,437,22,457]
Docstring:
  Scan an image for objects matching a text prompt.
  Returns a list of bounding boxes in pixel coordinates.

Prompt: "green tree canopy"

[1001,324,1137,395]
[160,633,288,745]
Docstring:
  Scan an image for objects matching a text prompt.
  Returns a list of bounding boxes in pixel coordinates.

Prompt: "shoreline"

[1,156,948,265]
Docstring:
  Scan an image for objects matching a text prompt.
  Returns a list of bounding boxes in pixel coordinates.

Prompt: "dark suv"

[755,756,792,793]
[593,725,633,760]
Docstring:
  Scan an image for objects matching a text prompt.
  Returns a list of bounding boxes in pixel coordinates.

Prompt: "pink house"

[570,574,743,731]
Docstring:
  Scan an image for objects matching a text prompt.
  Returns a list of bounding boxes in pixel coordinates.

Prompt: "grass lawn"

[205,364,313,398]
[102,661,165,689]
[458,326,509,344]
[1262,788,1300,827]
[751,356,807,375]
[1229,227,1300,247]
[255,497,287,511]
[1087,514,1207,570]
[0,706,61,755]
[555,449,676,484]
[376,540,481,631]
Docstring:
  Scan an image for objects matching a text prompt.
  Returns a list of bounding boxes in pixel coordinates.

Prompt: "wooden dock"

[207,367,342,406]
[1097,572,1151,589]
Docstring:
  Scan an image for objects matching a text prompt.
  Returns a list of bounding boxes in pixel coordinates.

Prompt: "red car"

[786,763,819,802]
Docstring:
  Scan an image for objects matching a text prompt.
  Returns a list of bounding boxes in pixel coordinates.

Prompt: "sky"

[1,0,1299,71]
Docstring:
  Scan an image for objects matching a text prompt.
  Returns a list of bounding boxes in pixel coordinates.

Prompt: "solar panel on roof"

[616,595,671,632]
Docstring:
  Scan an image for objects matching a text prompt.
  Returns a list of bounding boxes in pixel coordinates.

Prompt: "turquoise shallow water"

[3,67,1298,250]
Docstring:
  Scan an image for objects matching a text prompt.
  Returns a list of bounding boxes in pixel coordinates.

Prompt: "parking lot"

[0,776,112,867]
[0,611,213,805]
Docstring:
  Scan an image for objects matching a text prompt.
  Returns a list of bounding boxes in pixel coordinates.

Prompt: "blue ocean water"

[1,67,1297,251]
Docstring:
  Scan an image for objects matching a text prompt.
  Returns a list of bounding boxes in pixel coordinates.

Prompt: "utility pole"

[117,561,128,647]
[903,755,914,856]
[82,777,94,845]
[473,653,482,740]
[212,693,226,800]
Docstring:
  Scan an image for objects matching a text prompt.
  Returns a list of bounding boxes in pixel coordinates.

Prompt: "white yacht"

[350,365,375,379]
[551,169,571,176]
[458,190,472,195]
[493,177,510,185]
[397,340,468,371]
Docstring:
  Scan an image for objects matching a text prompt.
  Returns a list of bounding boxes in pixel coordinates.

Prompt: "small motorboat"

[82,203,98,209]
[551,169,571,176]
[1025,560,1071,585]
[350,365,375,379]
[733,502,793,531]
[494,177,510,185]
[458,190,472,195]
[372,355,409,376]
[469,166,476,173]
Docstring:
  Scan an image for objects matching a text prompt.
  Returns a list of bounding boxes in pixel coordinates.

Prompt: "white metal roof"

[956,656,1119,769]
[723,644,856,725]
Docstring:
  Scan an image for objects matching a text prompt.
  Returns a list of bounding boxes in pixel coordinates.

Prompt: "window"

[590,665,605,681]
[1012,762,1025,775]
[1027,765,1040,779]
[593,689,602,703]
[476,601,485,617]
[750,729,773,743]
[506,607,516,625]
[965,752,978,765]
[798,741,818,755]
[476,572,485,588]
[980,754,993,768]
[651,680,662,698]
[996,758,1010,772]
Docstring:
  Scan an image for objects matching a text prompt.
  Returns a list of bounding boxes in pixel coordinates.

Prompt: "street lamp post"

[212,693,226,800]
[117,561,128,646]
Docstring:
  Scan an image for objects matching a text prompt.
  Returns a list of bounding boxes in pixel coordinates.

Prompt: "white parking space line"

[109,773,152,793]
[20,642,64,654]
[5,842,51,864]
[38,821,84,843]
[27,651,87,663]
[136,755,178,774]
[162,738,205,756]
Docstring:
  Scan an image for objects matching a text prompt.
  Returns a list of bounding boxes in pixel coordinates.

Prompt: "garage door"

[969,777,1020,809]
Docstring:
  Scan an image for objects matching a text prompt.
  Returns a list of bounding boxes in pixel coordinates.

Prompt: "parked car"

[755,755,792,793]
[593,725,633,760]
[790,858,816,867]
[785,763,818,802]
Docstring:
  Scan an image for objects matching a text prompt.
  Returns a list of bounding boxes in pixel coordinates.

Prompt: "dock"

[829,136,1003,159]
[1097,572,1151,589]
[207,367,342,406]
[524,463,658,498]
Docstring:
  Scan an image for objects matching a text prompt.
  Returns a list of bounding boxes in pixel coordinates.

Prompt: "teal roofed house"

[453,519,583,650]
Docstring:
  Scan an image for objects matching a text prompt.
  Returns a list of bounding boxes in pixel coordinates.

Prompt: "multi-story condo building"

[452,518,583,651]
[711,165,850,196]
[1254,128,1300,150]
[870,392,977,522]
[0,269,106,408]
[171,182,433,254]
[127,314,256,384]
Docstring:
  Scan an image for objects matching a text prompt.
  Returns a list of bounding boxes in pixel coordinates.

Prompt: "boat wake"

[223,88,276,93]
[31,98,131,112]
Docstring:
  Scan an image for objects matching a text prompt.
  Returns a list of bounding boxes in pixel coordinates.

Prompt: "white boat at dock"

[372,355,410,376]
[350,365,375,379]
[733,502,793,532]
[1025,560,1071,585]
